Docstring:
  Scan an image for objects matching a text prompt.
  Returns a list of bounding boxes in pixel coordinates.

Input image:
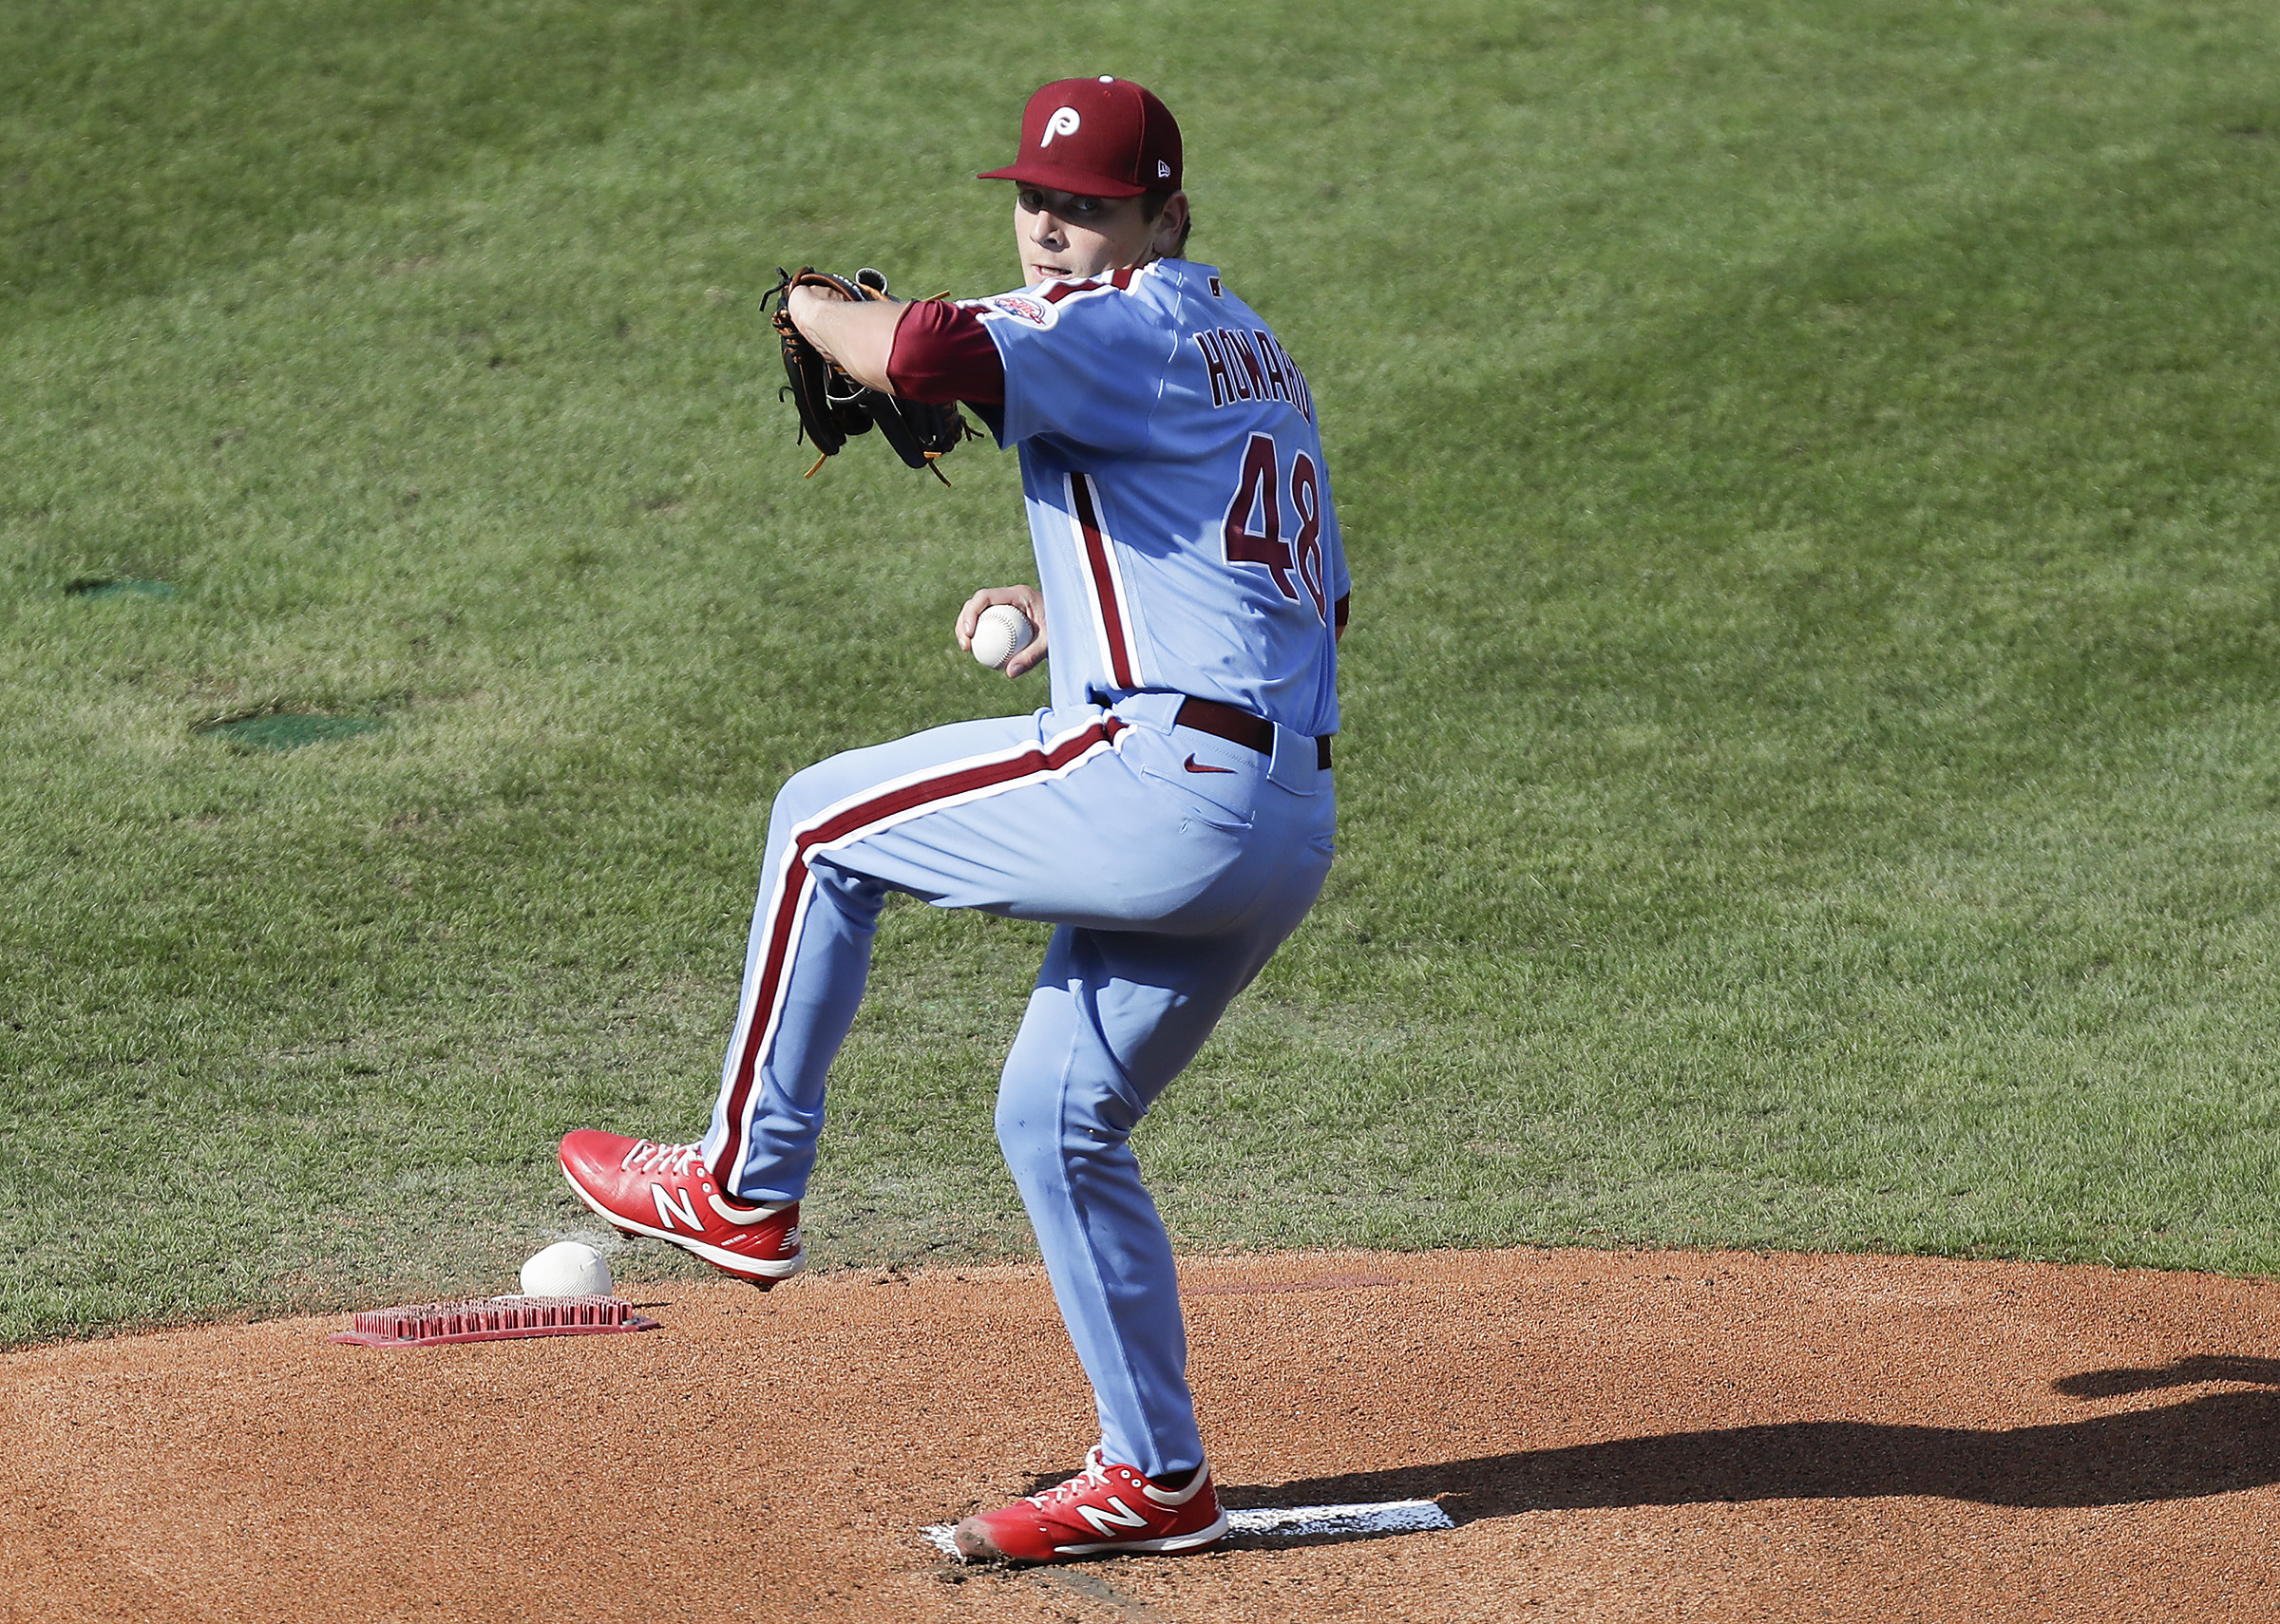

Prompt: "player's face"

[1015,186,1175,285]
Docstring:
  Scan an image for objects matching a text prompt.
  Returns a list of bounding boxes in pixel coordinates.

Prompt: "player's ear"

[1150,193,1189,258]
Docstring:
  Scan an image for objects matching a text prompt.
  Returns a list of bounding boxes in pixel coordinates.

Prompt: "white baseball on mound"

[971,603,1036,670]
[520,1240,614,1298]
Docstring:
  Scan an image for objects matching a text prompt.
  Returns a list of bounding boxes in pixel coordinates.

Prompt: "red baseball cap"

[978,77,1183,198]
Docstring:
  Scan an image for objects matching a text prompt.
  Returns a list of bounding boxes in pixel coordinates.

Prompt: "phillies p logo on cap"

[978,77,1184,198]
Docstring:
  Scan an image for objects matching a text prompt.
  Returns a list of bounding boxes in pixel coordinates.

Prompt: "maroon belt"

[1173,696,1333,771]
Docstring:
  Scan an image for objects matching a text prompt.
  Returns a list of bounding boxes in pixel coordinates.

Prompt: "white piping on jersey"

[1064,470,1146,689]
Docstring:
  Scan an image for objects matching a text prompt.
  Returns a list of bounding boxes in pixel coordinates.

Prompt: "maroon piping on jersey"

[712,717,1130,1183]
[887,301,1005,406]
[1042,267,1138,304]
[888,270,1149,404]
[1067,471,1138,689]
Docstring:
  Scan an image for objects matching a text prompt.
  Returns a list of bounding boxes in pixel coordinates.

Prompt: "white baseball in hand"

[971,603,1036,670]
[520,1240,615,1298]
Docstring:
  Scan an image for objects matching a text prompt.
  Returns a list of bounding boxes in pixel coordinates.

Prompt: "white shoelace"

[1031,1446,1113,1507]
[618,1139,705,1178]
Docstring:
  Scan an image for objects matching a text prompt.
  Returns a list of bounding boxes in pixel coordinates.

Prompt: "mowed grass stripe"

[2,0,2276,1342]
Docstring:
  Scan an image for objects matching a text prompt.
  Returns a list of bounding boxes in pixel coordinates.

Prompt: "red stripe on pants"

[710,718,1128,1180]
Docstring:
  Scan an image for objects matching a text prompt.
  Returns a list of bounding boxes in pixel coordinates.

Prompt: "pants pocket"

[1136,764,1258,832]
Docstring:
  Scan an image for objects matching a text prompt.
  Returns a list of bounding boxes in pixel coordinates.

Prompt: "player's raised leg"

[560,700,1219,1286]
[559,708,1062,1285]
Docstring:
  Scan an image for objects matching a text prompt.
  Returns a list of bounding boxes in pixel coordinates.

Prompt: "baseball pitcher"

[560,74,1348,1563]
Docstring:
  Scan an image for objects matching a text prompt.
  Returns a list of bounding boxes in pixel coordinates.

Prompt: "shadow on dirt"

[1229,1361,2280,1525]
[2054,1353,2280,1399]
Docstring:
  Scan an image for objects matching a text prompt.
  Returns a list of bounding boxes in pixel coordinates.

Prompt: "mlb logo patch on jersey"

[981,293,1055,329]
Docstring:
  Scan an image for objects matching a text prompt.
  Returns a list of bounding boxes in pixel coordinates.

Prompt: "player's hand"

[786,281,855,319]
[785,277,902,390]
[786,280,856,364]
[957,585,1049,679]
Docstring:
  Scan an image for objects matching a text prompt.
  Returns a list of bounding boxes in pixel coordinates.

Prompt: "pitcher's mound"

[3,1247,2276,1621]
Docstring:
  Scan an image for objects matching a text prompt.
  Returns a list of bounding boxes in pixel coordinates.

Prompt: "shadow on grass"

[1226,1359,2280,1536]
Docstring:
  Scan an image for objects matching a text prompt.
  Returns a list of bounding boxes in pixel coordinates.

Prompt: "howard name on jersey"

[967,259,1348,740]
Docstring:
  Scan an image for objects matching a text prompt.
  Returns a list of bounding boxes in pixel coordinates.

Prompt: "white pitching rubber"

[921,1497,1453,1558]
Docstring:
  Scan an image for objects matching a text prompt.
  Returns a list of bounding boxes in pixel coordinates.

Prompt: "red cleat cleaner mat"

[331,1294,661,1349]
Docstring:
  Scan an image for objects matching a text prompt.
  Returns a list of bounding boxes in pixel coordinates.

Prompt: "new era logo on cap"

[979,77,1183,198]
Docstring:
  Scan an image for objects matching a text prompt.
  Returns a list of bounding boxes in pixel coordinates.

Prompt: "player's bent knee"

[993,1082,1053,1167]
[768,761,843,830]
[996,1067,1143,1174]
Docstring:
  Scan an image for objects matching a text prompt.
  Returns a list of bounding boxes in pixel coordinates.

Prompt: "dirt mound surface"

[3,1247,2276,1622]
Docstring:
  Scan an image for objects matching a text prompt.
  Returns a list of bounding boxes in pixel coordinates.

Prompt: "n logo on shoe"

[651,1182,703,1231]
[1075,1498,1150,1537]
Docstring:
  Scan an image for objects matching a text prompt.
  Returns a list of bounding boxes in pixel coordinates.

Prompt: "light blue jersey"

[687,249,1343,1488]
[968,259,1347,736]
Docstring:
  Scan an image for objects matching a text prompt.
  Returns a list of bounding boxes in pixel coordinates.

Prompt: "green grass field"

[5,0,2277,1345]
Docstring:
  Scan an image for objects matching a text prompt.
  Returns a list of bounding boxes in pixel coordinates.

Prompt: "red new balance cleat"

[952,1446,1228,1563]
[558,1131,803,1289]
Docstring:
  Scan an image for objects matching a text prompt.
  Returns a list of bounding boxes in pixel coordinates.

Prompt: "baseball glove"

[769,267,975,483]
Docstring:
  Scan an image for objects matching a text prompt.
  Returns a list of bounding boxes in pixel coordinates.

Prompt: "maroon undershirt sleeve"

[887,301,1005,406]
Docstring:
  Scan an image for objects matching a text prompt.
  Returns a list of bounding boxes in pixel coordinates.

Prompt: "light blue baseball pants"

[700,689,1336,1477]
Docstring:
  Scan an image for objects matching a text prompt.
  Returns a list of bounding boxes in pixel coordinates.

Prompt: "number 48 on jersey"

[1221,432,1327,621]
